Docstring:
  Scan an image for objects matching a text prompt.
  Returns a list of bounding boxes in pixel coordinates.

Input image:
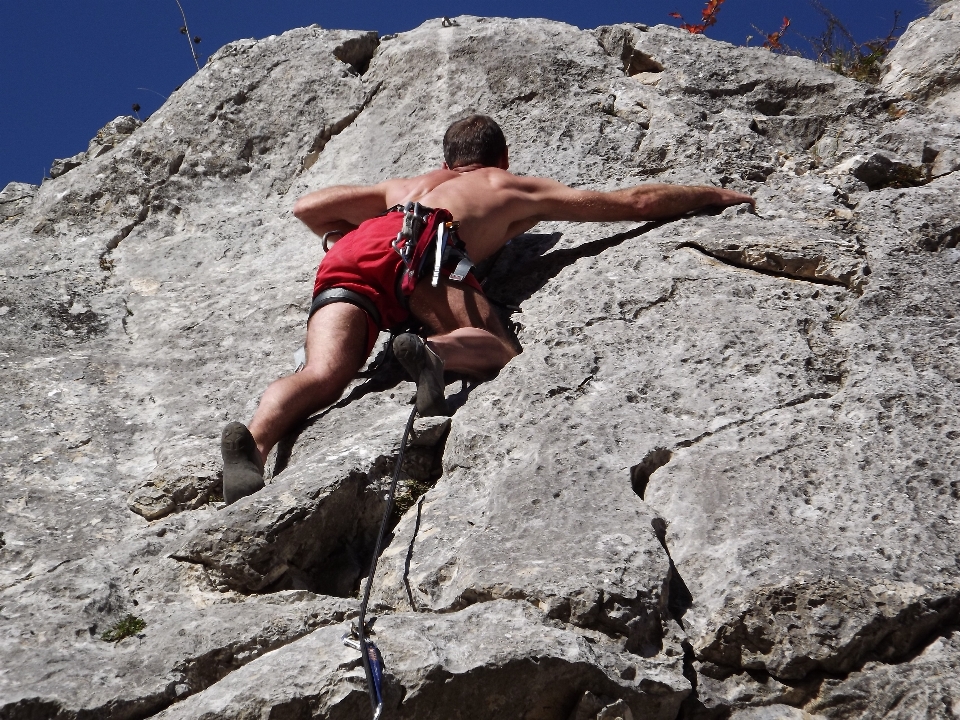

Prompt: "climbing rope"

[342,402,419,719]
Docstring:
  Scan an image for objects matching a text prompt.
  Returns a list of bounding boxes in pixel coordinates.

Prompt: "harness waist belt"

[310,287,383,328]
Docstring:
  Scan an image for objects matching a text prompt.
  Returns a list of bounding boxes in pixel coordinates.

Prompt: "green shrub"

[101,614,146,643]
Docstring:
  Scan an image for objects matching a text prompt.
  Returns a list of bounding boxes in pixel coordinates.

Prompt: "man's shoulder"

[475,167,542,188]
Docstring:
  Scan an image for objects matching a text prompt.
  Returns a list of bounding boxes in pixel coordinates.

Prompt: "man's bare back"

[381,167,539,263]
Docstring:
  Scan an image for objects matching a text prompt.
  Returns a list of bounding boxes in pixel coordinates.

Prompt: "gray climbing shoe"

[393,333,449,416]
[221,422,264,505]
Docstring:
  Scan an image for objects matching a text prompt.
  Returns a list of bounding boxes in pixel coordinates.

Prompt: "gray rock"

[128,434,223,520]
[807,628,960,719]
[153,600,689,720]
[3,11,960,720]
[0,181,37,220]
[49,151,87,179]
[170,390,424,594]
[880,1,960,115]
[730,706,819,720]
[840,150,905,189]
[2,591,352,718]
[932,145,960,176]
[86,115,142,158]
[48,115,142,179]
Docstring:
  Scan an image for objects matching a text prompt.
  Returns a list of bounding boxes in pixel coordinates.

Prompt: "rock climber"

[221,114,755,504]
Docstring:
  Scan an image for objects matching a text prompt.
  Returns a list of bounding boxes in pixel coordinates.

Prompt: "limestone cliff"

[1,8,959,720]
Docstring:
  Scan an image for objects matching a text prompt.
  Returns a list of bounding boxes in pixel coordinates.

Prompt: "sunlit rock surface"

[2,7,959,719]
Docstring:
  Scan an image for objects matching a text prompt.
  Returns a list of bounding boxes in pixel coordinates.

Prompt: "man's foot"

[393,333,449,416]
[221,422,264,505]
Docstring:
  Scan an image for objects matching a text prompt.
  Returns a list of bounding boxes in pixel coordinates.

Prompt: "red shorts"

[312,210,482,355]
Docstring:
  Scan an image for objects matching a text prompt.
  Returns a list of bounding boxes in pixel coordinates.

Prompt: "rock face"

[2,8,959,720]
[48,115,143,180]
[880,1,960,115]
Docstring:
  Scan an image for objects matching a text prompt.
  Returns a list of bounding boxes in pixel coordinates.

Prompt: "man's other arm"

[292,183,395,236]
[513,177,754,224]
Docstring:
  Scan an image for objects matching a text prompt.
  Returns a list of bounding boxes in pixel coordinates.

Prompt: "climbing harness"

[310,287,383,327]
[342,401,419,719]
[390,202,475,296]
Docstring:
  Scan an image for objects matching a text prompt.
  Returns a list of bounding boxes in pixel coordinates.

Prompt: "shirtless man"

[220,115,754,503]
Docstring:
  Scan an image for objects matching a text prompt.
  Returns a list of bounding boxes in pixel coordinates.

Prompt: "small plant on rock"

[101,614,146,642]
[807,0,903,82]
[762,17,792,50]
[392,477,433,520]
[669,0,726,35]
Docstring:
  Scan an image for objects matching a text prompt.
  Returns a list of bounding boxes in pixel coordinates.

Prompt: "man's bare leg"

[222,303,369,505]
[425,327,515,377]
[247,302,370,465]
[408,280,517,377]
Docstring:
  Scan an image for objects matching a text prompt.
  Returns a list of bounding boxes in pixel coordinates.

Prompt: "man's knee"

[299,360,353,393]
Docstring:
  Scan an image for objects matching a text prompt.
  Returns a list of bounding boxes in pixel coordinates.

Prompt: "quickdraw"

[390,201,474,295]
[342,402,418,719]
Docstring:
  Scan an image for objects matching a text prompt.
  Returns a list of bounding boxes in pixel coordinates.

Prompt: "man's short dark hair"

[443,115,507,168]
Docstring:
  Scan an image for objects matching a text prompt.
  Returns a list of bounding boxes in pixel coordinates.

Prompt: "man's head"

[442,115,508,169]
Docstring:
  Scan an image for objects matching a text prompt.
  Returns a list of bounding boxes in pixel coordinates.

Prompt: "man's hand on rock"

[713,188,756,211]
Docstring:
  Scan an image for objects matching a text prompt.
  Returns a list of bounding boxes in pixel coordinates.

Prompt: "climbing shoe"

[392,333,449,417]
[221,422,264,505]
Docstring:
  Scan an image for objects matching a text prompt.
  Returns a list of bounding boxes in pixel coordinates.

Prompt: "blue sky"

[1,0,928,188]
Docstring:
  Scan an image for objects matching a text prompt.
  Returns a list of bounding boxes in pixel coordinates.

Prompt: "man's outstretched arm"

[515,177,754,224]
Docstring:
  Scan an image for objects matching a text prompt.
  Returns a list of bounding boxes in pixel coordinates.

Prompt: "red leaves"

[670,0,726,35]
[668,3,793,53]
[762,17,792,50]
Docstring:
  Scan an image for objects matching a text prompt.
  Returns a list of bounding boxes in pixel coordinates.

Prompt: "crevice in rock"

[594,25,663,77]
[204,60,286,122]
[99,195,151,270]
[332,32,380,75]
[403,495,427,611]
[678,241,864,292]
[915,221,960,252]
[674,390,834,451]
[630,447,673,499]
[165,607,354,712]
[121,298,134,338]
[1,693,174,720]
[301,81,382,172]
[677,641,711,720]
[171,467,385,596]
[692,80,762,99]
[626,279,681,320]
[172,414,450,597]
[651,518,693,628]
[97,151,185,276]
[798,623,960,716]
[428,582,666,659]
[698,581,960,687]
[686,623,960,720]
